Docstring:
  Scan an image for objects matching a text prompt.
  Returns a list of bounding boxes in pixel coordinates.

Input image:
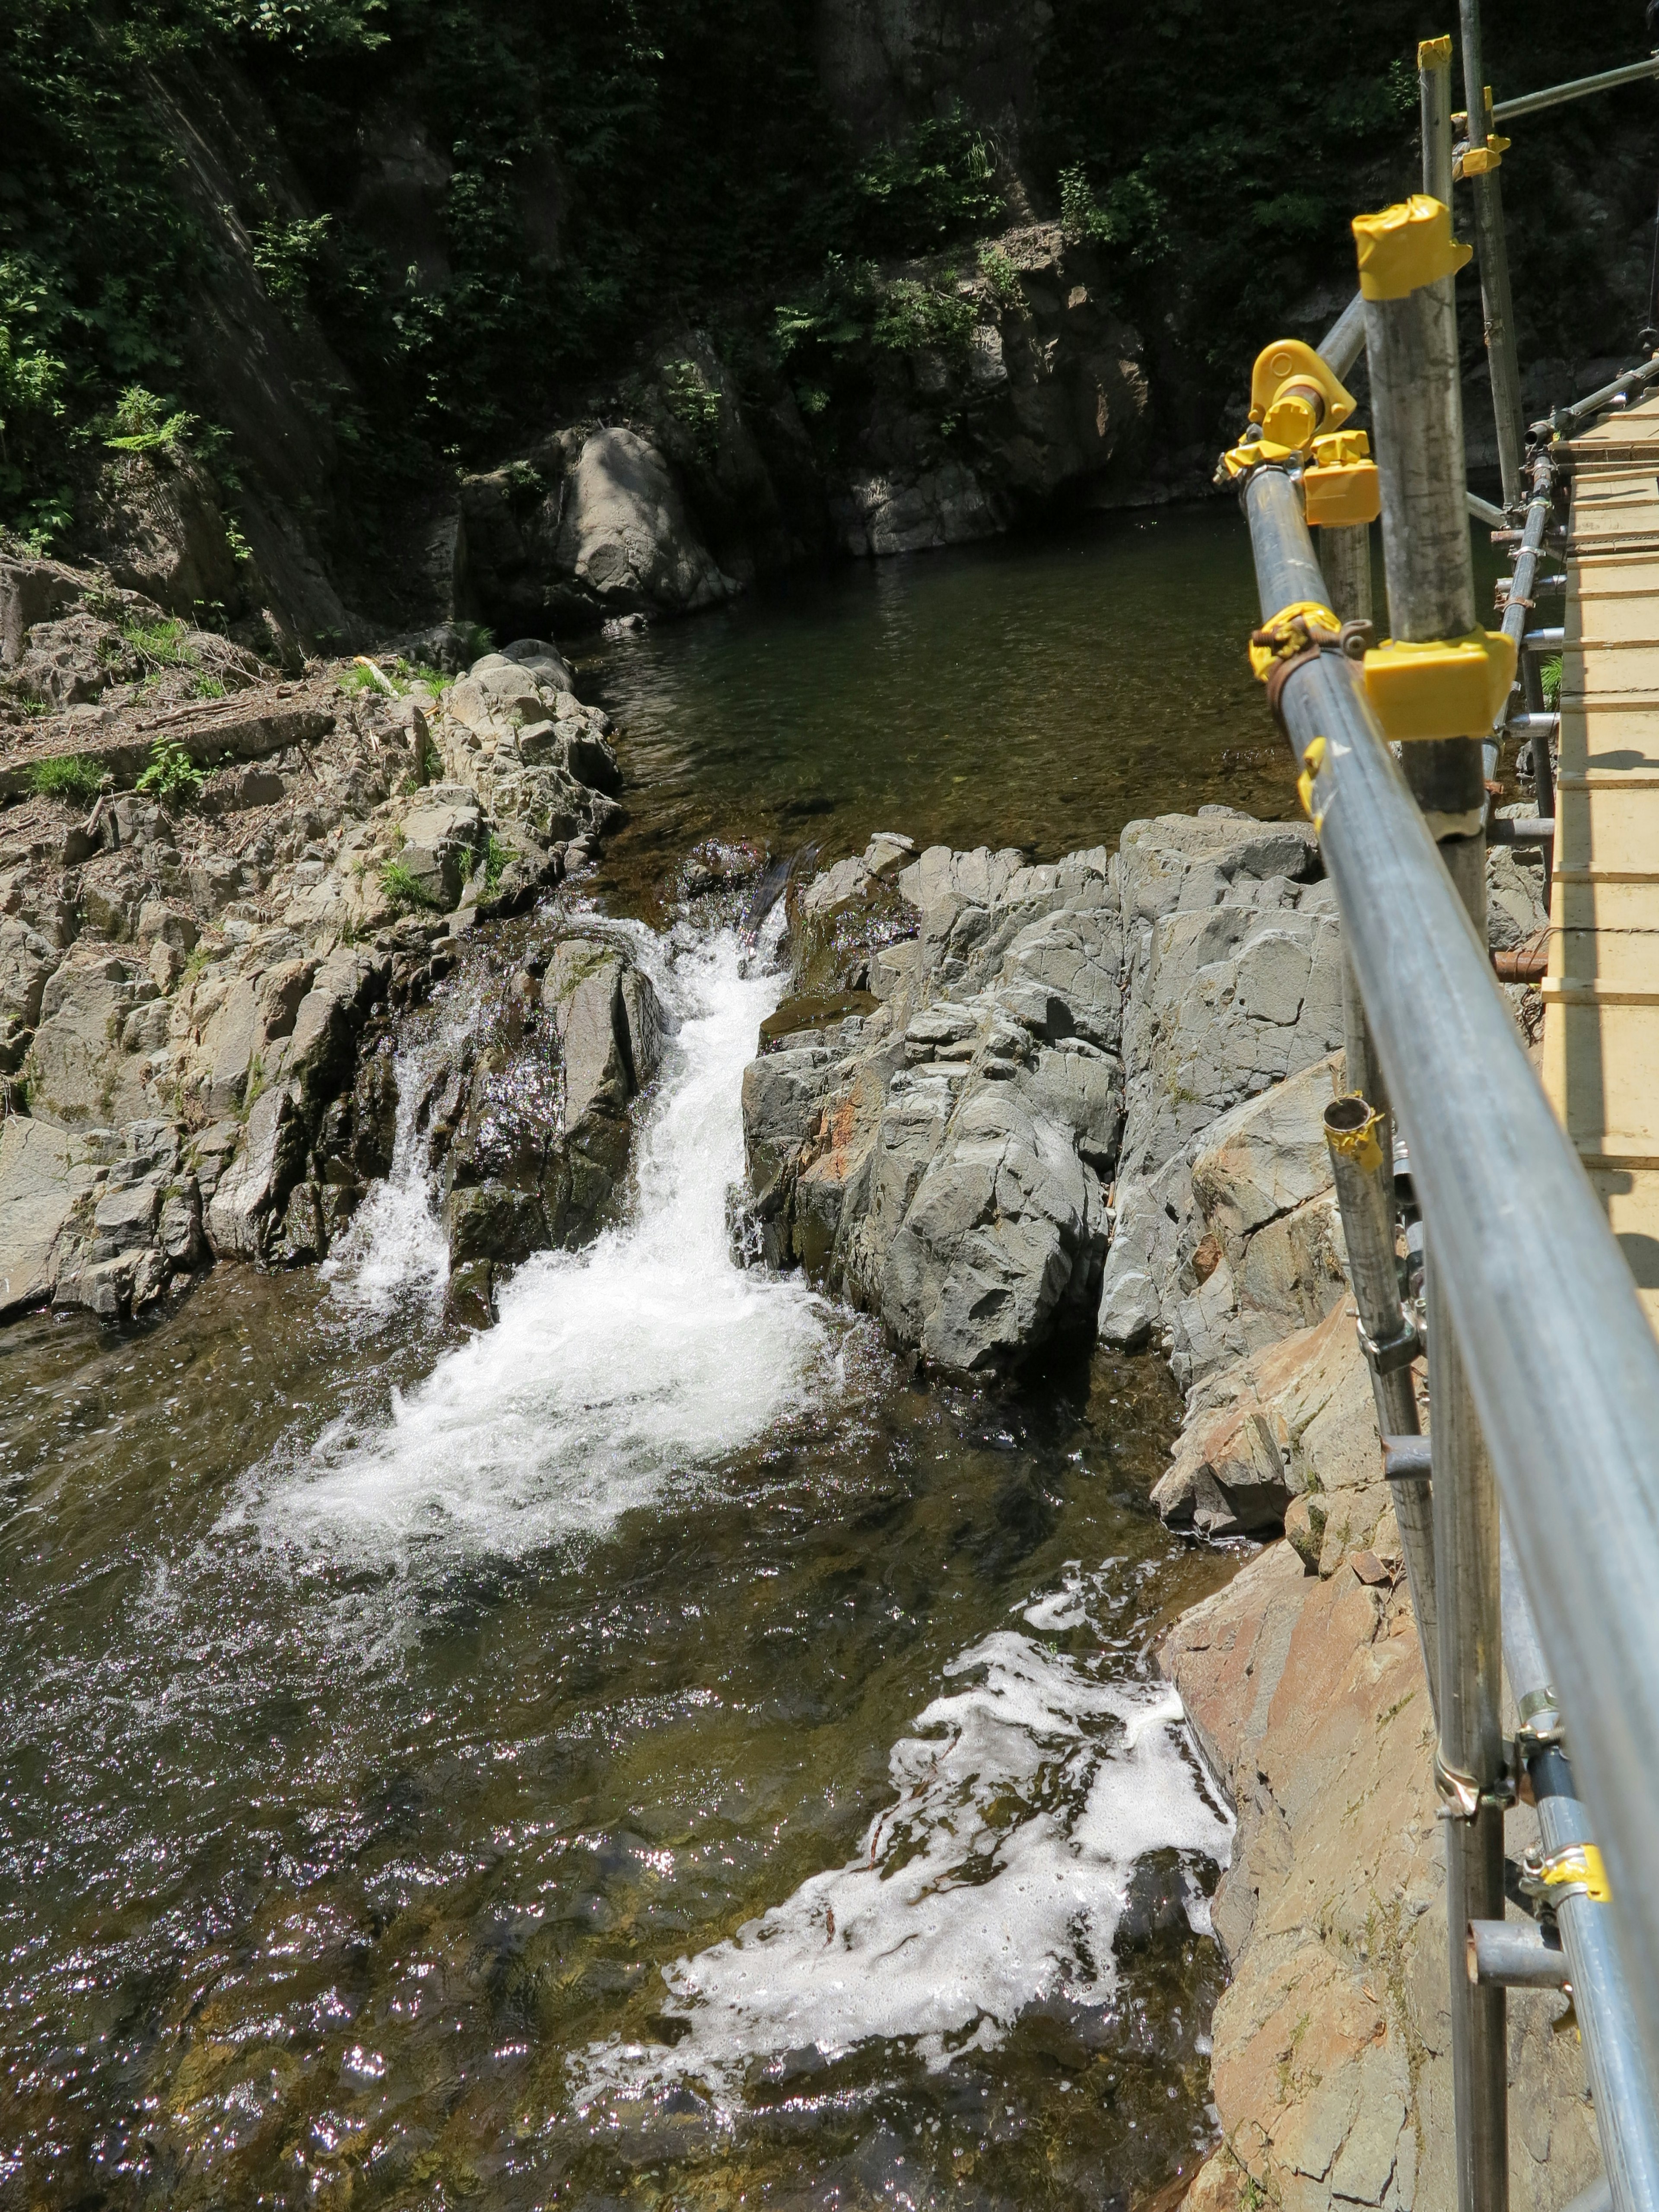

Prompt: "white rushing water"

[241,924,846,1570]
[572,1561,1233,2115]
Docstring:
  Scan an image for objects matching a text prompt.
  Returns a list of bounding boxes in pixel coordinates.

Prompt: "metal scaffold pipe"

[1494,53,1659,123]
[1495,455,1559,891]
[1322,1099,1439,1716]
[1243,456,1659,2152]
[1317,290,1368,381]
[1359,186,1505,2212]
[1501,1523,1659,2212]
[1422,35,1456,204]
[1458,0,1526,506]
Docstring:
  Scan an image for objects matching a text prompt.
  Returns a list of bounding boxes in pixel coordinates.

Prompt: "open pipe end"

[1325,1096,1375,1135]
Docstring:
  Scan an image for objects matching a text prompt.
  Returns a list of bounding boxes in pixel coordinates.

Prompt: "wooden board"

[1547,388,1659,1328]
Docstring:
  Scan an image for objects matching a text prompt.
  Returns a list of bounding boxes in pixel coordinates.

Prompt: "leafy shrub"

[660,359,722,453]
[250,212,334,308]
[979,244,1026,317]
[1540,655,1563,709]
[853,109,1003,255]
[379,857,443,911]
[135,735,204,800]
[28,753,105,805]
[105,386,194,456]
[871,278,974,357]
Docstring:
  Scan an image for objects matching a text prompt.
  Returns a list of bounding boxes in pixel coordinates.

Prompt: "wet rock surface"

[420,928,667,1281]
[0,561,631,1319]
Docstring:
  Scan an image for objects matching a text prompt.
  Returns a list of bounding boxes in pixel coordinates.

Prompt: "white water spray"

[572,1561,1233,2112]
[243,926,845,1569]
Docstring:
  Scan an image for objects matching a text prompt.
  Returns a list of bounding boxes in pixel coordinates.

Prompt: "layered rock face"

[743,808,1355,1378]
[0,575,630,1322]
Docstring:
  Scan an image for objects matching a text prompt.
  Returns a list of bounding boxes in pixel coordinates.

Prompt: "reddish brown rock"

[1163,1541,1599,2212]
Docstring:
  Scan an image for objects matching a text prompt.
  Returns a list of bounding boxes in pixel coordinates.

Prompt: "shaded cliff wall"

[5,0,1656,633]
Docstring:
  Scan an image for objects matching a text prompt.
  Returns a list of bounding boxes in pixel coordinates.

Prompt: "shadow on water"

[0,515,1288,2209]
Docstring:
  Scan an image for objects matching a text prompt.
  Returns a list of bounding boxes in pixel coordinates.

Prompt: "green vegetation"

[379,856,443,912]
[0,0,1648,554]
[134,735,204,800]
[1540,654,1564,709]
[27,753,104,805]
[979,244,1026,318]
[482,833,512,893]
[104,385,193,456]
[121,614,195,669]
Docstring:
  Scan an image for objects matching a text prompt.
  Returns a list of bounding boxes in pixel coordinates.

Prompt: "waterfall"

[243,923,848,1571]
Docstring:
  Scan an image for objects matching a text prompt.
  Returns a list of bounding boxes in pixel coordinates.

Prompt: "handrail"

[1494,54,1659,123]
[1244,462,1659,2135]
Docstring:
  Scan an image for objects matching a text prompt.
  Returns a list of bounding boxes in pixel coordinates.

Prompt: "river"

[3,503,1296,2209]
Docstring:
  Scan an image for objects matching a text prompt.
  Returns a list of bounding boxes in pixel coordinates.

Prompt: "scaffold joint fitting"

[1521,1843,1612,1906]
[1362,627,1519,740]
[1352,194,1472,301]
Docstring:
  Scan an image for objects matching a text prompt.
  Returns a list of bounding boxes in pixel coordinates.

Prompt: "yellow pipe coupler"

[1352,194,1472,301]
[1248,339,1357,452]
[1362,628,1519,741]
[1303,428,1381,528]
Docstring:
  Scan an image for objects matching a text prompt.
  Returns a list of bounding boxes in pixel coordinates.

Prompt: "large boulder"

[743,838,1123,1374]
[456,426,736,633]
[554,428,735,620]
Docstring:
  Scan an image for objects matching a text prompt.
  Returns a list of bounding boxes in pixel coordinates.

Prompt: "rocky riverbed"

[1,536,1591,2212]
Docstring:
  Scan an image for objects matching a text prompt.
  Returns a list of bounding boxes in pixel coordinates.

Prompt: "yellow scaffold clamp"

[1218,340,1359,481]
[1247,600,1343,683]
[1326,1095,1385,1173]
[1303,428,1382,528]
[1521,1842,1612,1907]
[1296,734,1328,832]
[1362,626,1518,741]
[1353,195,1472,300]
[1452,86,1511,175]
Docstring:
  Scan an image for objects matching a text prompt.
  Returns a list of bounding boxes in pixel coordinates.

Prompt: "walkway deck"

[1543,389,1659,1332]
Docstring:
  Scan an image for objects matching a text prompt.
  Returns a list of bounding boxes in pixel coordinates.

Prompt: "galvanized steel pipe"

[1459,0,1526,505]
[1244,458,1659,2133]
[1467,1918,1568,1988]
[1323,1098,1439,1715]
[1502,1524,1659,2212]
[1494,54,1659,123]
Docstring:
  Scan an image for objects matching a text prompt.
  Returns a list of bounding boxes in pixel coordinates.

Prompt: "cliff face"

[5,1,1656,646]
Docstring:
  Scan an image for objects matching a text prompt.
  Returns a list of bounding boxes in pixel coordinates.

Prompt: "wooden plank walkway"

[1542,389,1659,1332]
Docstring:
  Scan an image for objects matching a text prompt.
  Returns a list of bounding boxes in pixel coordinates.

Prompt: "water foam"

[319,989,477,1318]
[239,926,845,1571]
[571,1564,1233,2115]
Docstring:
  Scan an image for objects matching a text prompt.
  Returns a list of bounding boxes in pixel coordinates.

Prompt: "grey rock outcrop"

[1096,809,1341,1362]
[829,226,1149,559]
[744,810,1348,1379]
[435,932,667,1276]
[0,1115,203,1322]
[743,833,1125,1374]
